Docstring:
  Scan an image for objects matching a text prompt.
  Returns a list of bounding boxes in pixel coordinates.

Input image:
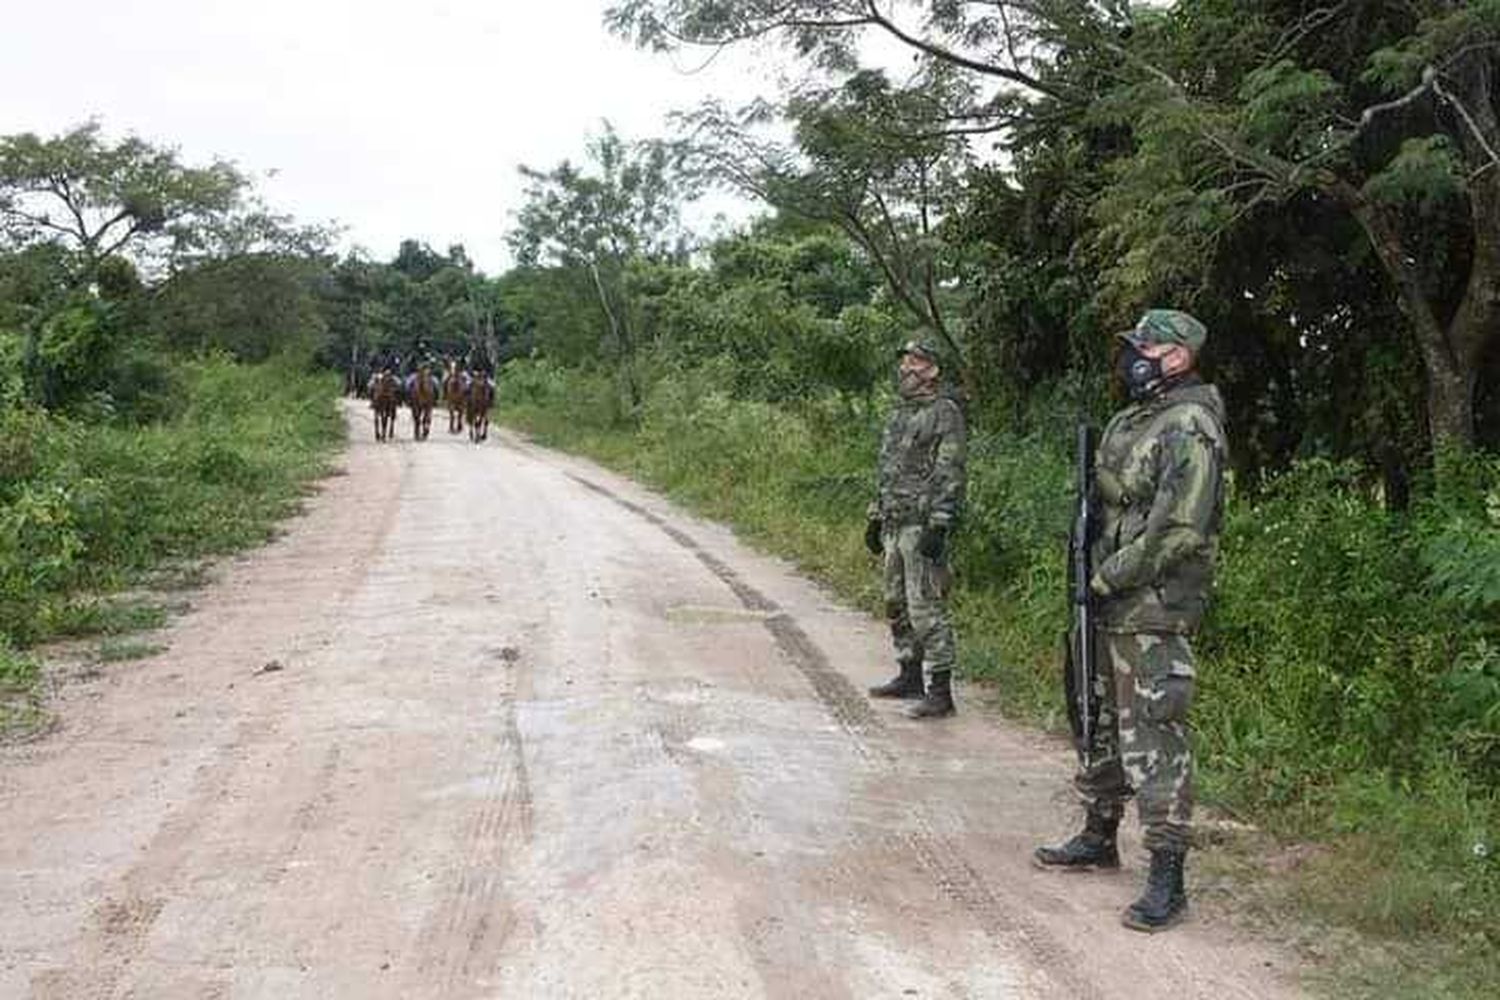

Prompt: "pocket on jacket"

[1145,674,1194,724]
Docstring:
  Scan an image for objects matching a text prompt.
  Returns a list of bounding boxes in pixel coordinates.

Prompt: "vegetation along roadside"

[0,357,342,740]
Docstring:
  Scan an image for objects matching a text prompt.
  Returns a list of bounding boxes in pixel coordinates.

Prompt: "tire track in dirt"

[414,648,534,997]
[29,713,278,1000]
[262,742,343,889]
[564,470,1100,1000]
[25,426,410,999]
[565,476,880,747]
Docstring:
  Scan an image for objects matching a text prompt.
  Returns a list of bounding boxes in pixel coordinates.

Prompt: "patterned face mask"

[1117,341,1165,400]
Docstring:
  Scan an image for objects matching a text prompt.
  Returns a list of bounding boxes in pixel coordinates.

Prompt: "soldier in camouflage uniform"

[1034,309,1229,934]
[865,338,967,719]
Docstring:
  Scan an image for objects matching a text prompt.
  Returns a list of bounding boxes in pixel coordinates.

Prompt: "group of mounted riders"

[352,352,495,445]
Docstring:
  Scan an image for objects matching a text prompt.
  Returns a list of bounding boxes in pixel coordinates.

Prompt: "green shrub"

[0,484,84,641]
[0,636,43,736]
[0,353,340,648]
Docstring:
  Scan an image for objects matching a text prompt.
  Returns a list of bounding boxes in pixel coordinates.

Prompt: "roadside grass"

[0,639,45,740]
[94,637,169,663]
[0,354,342,731]
[44,600,171,639]
[499,359,1499,997]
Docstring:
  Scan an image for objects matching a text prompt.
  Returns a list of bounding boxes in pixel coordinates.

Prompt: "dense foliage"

[0,126,355,736]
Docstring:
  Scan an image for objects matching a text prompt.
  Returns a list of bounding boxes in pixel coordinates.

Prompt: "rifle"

[1066,422,1099,768]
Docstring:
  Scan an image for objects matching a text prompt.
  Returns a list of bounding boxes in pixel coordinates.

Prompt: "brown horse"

[466,373,494,443]
[408,366,439,441]
[442,362,468,435]
[369,371,399,442]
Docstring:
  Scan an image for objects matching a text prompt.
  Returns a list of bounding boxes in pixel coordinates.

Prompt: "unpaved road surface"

[1,401,1303,999]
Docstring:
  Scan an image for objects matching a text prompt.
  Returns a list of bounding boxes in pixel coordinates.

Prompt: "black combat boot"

[1032,811,1121,870]
[869,659,924,699]
[904,670,955,719]
[1121,848,1187,932]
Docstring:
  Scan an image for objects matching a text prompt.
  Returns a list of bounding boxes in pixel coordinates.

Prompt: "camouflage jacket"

[1091,379,1228,634]
[870,392,967,528]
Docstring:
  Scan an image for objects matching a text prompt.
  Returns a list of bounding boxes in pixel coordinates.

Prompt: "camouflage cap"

[897,337,944,367]
[1120,309,1207,353]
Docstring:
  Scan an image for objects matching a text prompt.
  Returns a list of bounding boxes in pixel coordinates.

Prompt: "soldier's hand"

[918,524,948,561]
[864,518,884,555]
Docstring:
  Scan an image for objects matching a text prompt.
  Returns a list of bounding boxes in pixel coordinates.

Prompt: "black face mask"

[1118,342,1165,401]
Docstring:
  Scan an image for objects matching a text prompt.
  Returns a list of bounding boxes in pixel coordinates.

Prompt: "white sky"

[0,0,777,273]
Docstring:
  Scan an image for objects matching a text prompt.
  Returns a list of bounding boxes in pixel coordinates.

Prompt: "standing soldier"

[1033,309,1228,933]
[865,338,967,719]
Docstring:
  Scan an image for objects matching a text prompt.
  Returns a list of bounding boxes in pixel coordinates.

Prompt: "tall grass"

[0,354,342,647]
[500,357,1498,996]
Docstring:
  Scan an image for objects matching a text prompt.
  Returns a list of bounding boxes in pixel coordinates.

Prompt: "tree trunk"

[1443,53,1500,445]
[588,260,641,412]
[1335,181,1479,449]
[1329,54,1500,455]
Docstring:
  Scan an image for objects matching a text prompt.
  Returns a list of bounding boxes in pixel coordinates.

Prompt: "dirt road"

[1,401,1303,999]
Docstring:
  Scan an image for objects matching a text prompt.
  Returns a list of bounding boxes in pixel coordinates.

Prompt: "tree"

[607,0,1101,118]
[679,67,973,370]
[509,124,697,406]
[150,254,330,362]
[0,122,248,282]
[1091,1,1500,452]
[614,0,1500,468]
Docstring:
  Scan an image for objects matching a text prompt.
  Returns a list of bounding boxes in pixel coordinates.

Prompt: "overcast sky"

[0,0,774,272]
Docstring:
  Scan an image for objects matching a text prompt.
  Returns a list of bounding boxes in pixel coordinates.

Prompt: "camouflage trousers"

[882,524,957,681]
[1074,630,1196,853]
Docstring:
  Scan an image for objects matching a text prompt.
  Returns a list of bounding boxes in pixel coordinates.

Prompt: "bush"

[0,354,340,647]
[0,484,84,641]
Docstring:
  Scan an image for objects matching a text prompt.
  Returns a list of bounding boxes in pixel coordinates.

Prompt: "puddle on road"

[664,604,776,625]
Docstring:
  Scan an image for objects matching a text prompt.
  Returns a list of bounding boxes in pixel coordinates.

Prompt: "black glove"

[864,518,884,555]
[917,523,948,561]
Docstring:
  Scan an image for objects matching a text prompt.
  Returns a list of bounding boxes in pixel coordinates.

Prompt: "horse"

[369,371,400,442]
[406,365,440,441]
[466,371,494,443]
[442,362,469,435]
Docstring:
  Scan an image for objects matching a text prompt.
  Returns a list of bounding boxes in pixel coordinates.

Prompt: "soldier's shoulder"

[1157,390,1227,447]
[930,395,965,424]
